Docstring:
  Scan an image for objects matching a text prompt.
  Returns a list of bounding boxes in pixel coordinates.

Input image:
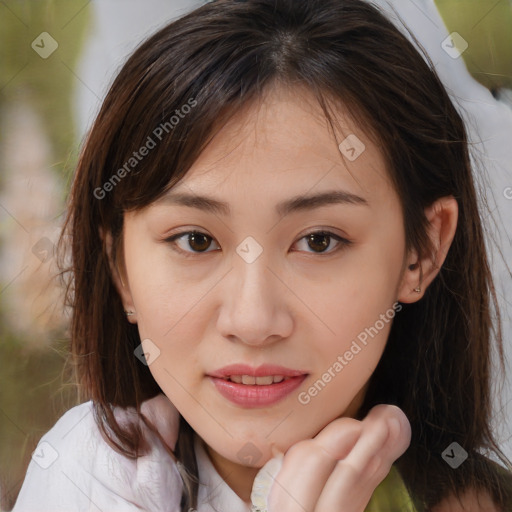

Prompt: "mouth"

[208,364,308,407]
[220,375,291,385]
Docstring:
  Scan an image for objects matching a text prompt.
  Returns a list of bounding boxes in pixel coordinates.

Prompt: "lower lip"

[209,375,307,407]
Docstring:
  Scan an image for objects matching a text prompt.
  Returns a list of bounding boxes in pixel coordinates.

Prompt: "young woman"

[12,0,512,511]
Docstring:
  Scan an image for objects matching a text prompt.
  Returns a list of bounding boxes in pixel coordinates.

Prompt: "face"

[115,84,410,471]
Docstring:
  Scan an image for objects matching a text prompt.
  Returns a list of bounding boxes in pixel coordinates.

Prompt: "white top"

[12,4,512,509]
[12,394,254,512]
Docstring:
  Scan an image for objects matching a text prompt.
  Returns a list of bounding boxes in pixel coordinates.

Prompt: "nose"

[216,250,293,347]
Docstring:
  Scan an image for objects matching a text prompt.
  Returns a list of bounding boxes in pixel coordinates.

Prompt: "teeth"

[242,375,256,385]
[255,376,273,385]
[228,375,288,385]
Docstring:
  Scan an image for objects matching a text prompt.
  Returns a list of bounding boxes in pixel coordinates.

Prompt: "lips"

[208,364,308,407]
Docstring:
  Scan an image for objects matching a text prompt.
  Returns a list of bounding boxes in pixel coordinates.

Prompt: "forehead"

[155,84,398,213]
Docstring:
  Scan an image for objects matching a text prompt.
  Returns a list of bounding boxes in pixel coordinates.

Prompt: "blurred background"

[0,1,511,510]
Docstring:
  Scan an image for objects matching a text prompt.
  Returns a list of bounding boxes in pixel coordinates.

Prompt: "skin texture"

[107,83,458,510]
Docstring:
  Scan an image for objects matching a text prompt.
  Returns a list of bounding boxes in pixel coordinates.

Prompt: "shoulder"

[29,400,136,479]
[30,400,102,471]
[13,398,183,512]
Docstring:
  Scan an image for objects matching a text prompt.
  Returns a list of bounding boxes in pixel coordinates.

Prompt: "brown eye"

[294,230,351,255]
[306,232,330,253]
[187,232,212,252]
[165,229,352,258]
[166,231,219,255]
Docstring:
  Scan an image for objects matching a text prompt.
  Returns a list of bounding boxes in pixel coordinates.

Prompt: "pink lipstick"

[208,364,308,407]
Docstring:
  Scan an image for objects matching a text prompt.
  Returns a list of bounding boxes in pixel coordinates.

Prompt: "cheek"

[314,246,403,341]
[124,241,215,342]
[304,238,404,406]
[300,299,398,422]
[124,242,210,337]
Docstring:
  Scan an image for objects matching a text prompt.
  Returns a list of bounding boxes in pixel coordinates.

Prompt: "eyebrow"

[161,190,369,216]
[158,189,368,217]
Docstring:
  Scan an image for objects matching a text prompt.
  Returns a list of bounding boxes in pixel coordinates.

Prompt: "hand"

[251,404,411,512]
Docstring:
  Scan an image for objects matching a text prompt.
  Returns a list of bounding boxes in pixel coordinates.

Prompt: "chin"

[205,432,282,468]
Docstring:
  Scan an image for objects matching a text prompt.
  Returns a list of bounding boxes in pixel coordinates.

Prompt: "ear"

[397,196,458,303]
[99,226,137,323]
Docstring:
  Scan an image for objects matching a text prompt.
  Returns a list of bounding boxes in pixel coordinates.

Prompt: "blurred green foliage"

[366,464,419,511]
[0,1,90,509]
[0,0,91,185]
[435,0,512,90]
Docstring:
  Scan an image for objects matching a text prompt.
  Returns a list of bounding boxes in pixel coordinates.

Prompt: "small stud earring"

[414,287,421,293]
[125,310,135,316]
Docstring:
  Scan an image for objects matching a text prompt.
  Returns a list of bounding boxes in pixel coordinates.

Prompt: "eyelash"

[163,229,353,258]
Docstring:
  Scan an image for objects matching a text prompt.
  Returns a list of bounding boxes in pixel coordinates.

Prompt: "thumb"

[251,446,284,512]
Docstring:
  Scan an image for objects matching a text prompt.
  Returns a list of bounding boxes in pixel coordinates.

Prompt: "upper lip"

[208,364,308,378]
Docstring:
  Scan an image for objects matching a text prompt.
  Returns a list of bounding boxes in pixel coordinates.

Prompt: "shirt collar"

[194,433,252,512]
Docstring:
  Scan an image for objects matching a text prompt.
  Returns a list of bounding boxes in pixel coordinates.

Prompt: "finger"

[251,451,284,512]
[314,405,411,512]
[267,418,363,512]
[267,439,338,512]
[361,404,412,460]
[313,416,363,460]
[341,404,410,474]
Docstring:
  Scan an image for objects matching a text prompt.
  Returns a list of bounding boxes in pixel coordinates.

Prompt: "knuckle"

[284,438,316,461]
[334,458,364,483]
[332,416,363,429]
[317,416,362,441]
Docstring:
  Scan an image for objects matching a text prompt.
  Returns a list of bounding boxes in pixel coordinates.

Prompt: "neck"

[204,442,260,503]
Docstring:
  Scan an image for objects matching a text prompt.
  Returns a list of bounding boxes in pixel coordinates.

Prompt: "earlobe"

[100,227,137,323]
[397,196,458,304]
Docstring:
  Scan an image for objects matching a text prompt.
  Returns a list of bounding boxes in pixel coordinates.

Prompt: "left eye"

[164,230,352,257]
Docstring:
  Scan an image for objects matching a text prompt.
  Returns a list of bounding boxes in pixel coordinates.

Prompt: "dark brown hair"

[56,0,512,510]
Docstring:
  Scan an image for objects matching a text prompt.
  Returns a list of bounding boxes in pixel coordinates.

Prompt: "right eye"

[164,230,220,257]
